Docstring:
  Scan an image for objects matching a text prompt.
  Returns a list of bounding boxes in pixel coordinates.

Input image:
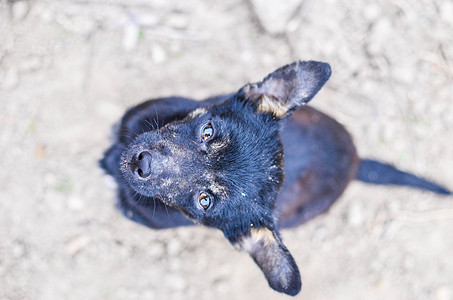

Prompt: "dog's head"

[120,61,331,295]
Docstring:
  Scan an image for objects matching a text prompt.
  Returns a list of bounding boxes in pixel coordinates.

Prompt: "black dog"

[100,61,450,296]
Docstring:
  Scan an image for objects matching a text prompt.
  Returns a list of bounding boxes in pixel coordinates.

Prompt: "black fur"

[100,60,450,296]
[357,159,451,195]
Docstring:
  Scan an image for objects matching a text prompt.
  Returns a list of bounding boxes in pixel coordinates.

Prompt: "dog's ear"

[238,60,331,118]
[236,228,301,296]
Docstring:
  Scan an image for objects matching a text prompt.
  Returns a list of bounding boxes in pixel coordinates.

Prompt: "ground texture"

[1,0,453,299]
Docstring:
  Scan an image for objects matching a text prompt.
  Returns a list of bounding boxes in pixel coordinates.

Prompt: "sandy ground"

[1,0,453,299]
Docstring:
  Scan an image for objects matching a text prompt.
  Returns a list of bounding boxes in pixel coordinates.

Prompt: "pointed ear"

[238,60,331,118]
[237,228,301,296]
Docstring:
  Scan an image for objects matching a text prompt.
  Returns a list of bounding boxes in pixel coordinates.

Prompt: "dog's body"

[101,61,450,296]
[102,96,358,229]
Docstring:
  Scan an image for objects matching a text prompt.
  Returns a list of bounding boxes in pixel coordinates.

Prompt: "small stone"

[40,8,54,23]
[392,64,415,84]
[3,67,19,90]
[388,200,400,214]
[311,225,328,244]
[240,51,253,62]
[261,53,275,65]
[123,21,140,52]
[436,286,451,300]
[347,202,363,227]
[141,290,156,300]
[167,239,181,256]
[67,196,85,211]
[20,56,42,72]
[11,1,29,21]
[137,14,160,27]
[286,18,300,32]
[166,274,187,290]
[176,228,192,240]
[35,144,46,159]
[44,172,58,187]
[12,241,26,258]
[45,192,64,213]
[403,255,415,271]
[250,0,303,35]
[364,3,381,22]
[66,235,91,256]
[150,44,167,64]
[75,18,97,36]
[169,258,182,271]
[149,243,165,258]
[166,13,189,29]
[103,176,118,189]
[95,101,123,120]
[440,2,453,25]
[368,18,392,55]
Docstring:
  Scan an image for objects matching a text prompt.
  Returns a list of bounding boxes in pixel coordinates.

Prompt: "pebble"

[436,286,451,300]
[165,274,187,290]
[20,56,42,72]
[311,225,328,244]
[169,258,182,271]
[117,288,156,299]
[403,255,415,271]
[11,0,29,21]
[74,18,97,37]
[286,18,300,33]
[364,3,381,22]
[65,235,91,256]
[388,199,401,215]
[45,192,64,213]
[165,13,189,30]
[260,53,275,65]
[3,67,19,90]
[35,145,46,159]
[67,196,85,211]
[347,202,363,227]
[137,14,160,27]
[176,227,193,240]
[240,51,253,63]
[250,0,303,35]
[167,239,181,256]
[103,176,118,190]
[150,43,167,64]
[148,243,165,258]
[44,172,58,186]
[367,18,392,55]
[123,20,140,52]
[12,241,27,258]
[39,7,54,23]
[95,101,123,120]
[392,63,415,84]
[440,2,453,25]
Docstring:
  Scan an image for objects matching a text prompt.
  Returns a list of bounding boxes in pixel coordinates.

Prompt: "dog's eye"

[198,192,212,210]
[201,123,214,140]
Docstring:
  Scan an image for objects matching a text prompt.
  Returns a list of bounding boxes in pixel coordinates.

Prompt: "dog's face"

[121,98,284,235]
[120,61,331,296]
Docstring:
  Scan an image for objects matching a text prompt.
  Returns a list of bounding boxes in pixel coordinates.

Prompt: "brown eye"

[198,192,212,210]
[201,123,214,140]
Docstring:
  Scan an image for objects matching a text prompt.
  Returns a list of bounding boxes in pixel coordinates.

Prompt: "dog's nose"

[134,150,152,178]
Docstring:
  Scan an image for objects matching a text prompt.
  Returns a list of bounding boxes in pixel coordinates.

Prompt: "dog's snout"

[133,150,152,179]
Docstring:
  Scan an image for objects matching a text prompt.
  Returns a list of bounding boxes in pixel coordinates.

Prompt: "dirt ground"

[1,0,453,299]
